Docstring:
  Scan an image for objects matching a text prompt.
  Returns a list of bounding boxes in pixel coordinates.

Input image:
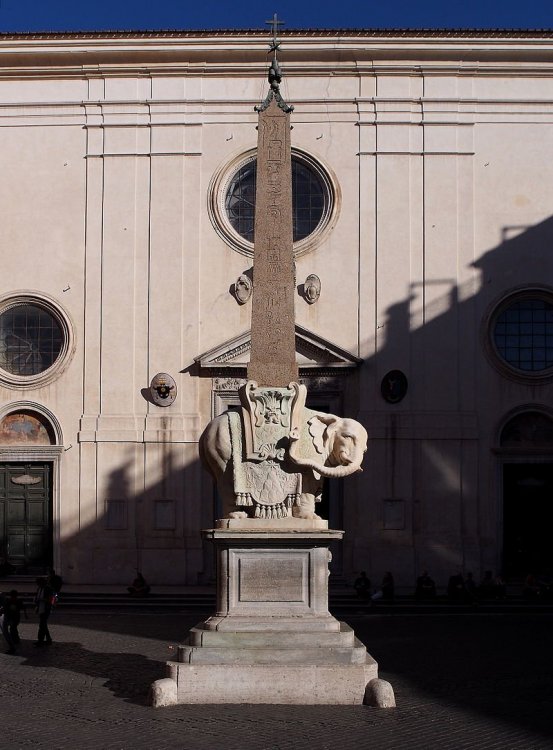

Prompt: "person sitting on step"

[128,571,150,597]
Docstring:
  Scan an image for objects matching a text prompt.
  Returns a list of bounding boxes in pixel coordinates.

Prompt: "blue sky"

[0,0,552,33]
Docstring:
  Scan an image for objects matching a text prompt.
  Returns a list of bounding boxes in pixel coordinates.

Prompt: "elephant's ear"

[308,414,338,456]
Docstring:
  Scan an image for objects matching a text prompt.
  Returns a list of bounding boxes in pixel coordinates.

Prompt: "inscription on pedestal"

[238,553,306,602]
[227,547,313,614]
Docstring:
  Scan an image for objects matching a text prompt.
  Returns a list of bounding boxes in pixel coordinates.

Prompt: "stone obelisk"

[248,53,297,387]
[150,19,394,709]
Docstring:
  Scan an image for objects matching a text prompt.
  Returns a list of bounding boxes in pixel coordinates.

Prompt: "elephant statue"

[200,403,368,521]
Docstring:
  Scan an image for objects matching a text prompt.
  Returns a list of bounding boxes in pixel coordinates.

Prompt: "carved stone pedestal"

[150,524,381,705]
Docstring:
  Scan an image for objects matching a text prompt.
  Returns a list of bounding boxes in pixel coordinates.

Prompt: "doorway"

[0,462,53,572]
[503,463,553,577]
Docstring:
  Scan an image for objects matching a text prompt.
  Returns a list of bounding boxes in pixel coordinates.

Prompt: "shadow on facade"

[347,214,553,586]
[59,451,212,586]
[53,214,553,590]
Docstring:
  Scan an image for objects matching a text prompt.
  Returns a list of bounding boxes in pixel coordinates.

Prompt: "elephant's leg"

[200,413,245,519]
[199,415,232,478]
[292,493,321,520]
[218,482,246,520]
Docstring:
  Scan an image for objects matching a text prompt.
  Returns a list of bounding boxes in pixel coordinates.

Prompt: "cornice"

[2,30,553,75]
[2,29,553,40]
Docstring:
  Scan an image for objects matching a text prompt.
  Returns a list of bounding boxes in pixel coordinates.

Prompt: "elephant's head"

[288,413,368,478]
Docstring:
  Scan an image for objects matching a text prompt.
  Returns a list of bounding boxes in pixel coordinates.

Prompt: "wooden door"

[0,463,52,570]
[503,463,553,576]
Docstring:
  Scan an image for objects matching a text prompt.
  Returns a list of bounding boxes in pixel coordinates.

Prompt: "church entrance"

[500,410,553,577]
[0,462,53,572]
[503,463,553,577]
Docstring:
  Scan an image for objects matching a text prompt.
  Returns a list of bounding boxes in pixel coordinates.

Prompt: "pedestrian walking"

[0,592,15,653]
[46,567,63,605]
[1,590,27,652]
[34,576,54,646]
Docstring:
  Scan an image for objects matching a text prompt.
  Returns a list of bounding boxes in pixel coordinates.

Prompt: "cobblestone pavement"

[0,609,552,749]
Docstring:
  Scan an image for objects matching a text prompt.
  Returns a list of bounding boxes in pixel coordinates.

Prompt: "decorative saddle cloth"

[228,410,301,519]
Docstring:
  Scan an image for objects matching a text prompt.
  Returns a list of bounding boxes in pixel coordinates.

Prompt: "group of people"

[353,568,524,602]
[445,570,509,602]
[0,568,63,653]
[354,569,438,603]
[353,571,395,602]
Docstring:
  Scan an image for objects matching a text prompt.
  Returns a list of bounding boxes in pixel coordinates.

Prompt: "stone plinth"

[151,526,379,705]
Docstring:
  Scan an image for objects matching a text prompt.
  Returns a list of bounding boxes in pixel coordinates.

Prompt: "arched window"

[500,411,553,449]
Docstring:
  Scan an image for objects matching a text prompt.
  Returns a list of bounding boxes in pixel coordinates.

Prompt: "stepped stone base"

[162,660,378,704]
[150,527,390,706]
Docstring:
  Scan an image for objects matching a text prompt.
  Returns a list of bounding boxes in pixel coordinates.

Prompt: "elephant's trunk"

[288,440,364,478]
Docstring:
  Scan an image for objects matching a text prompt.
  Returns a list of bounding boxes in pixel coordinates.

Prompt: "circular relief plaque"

[381,370,408,404]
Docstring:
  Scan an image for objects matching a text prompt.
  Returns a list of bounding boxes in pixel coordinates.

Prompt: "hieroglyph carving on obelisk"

[248,16,297,388]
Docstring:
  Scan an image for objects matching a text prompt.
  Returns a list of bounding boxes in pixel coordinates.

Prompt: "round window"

[0,304,63,376]
[225,157,325,244]
[0,294,74,388]
[210,149,338,258]
[490,291,553,378]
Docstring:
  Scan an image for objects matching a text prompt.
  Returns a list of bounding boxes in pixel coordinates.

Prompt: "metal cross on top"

[266,13,284,55]
[256,13,293,114]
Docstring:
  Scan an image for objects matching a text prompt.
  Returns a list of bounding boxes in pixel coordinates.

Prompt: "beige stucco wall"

[1,31,552,587]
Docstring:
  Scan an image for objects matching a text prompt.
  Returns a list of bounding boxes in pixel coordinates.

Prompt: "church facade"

[1,29,552,588]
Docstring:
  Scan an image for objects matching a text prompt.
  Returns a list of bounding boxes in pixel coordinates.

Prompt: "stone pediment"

[194,325,362,373]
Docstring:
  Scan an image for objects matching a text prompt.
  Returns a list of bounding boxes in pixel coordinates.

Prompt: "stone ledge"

[203,528,344,542]
[178,639,368,665]
[165,660,379,704]
[198,614,342,632]
[188,621,355,647]
[215,517,329,531]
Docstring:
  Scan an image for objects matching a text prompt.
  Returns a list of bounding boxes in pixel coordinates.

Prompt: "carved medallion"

[303,274,321,304]
[234,273,253,304]
[150,373,177,406]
